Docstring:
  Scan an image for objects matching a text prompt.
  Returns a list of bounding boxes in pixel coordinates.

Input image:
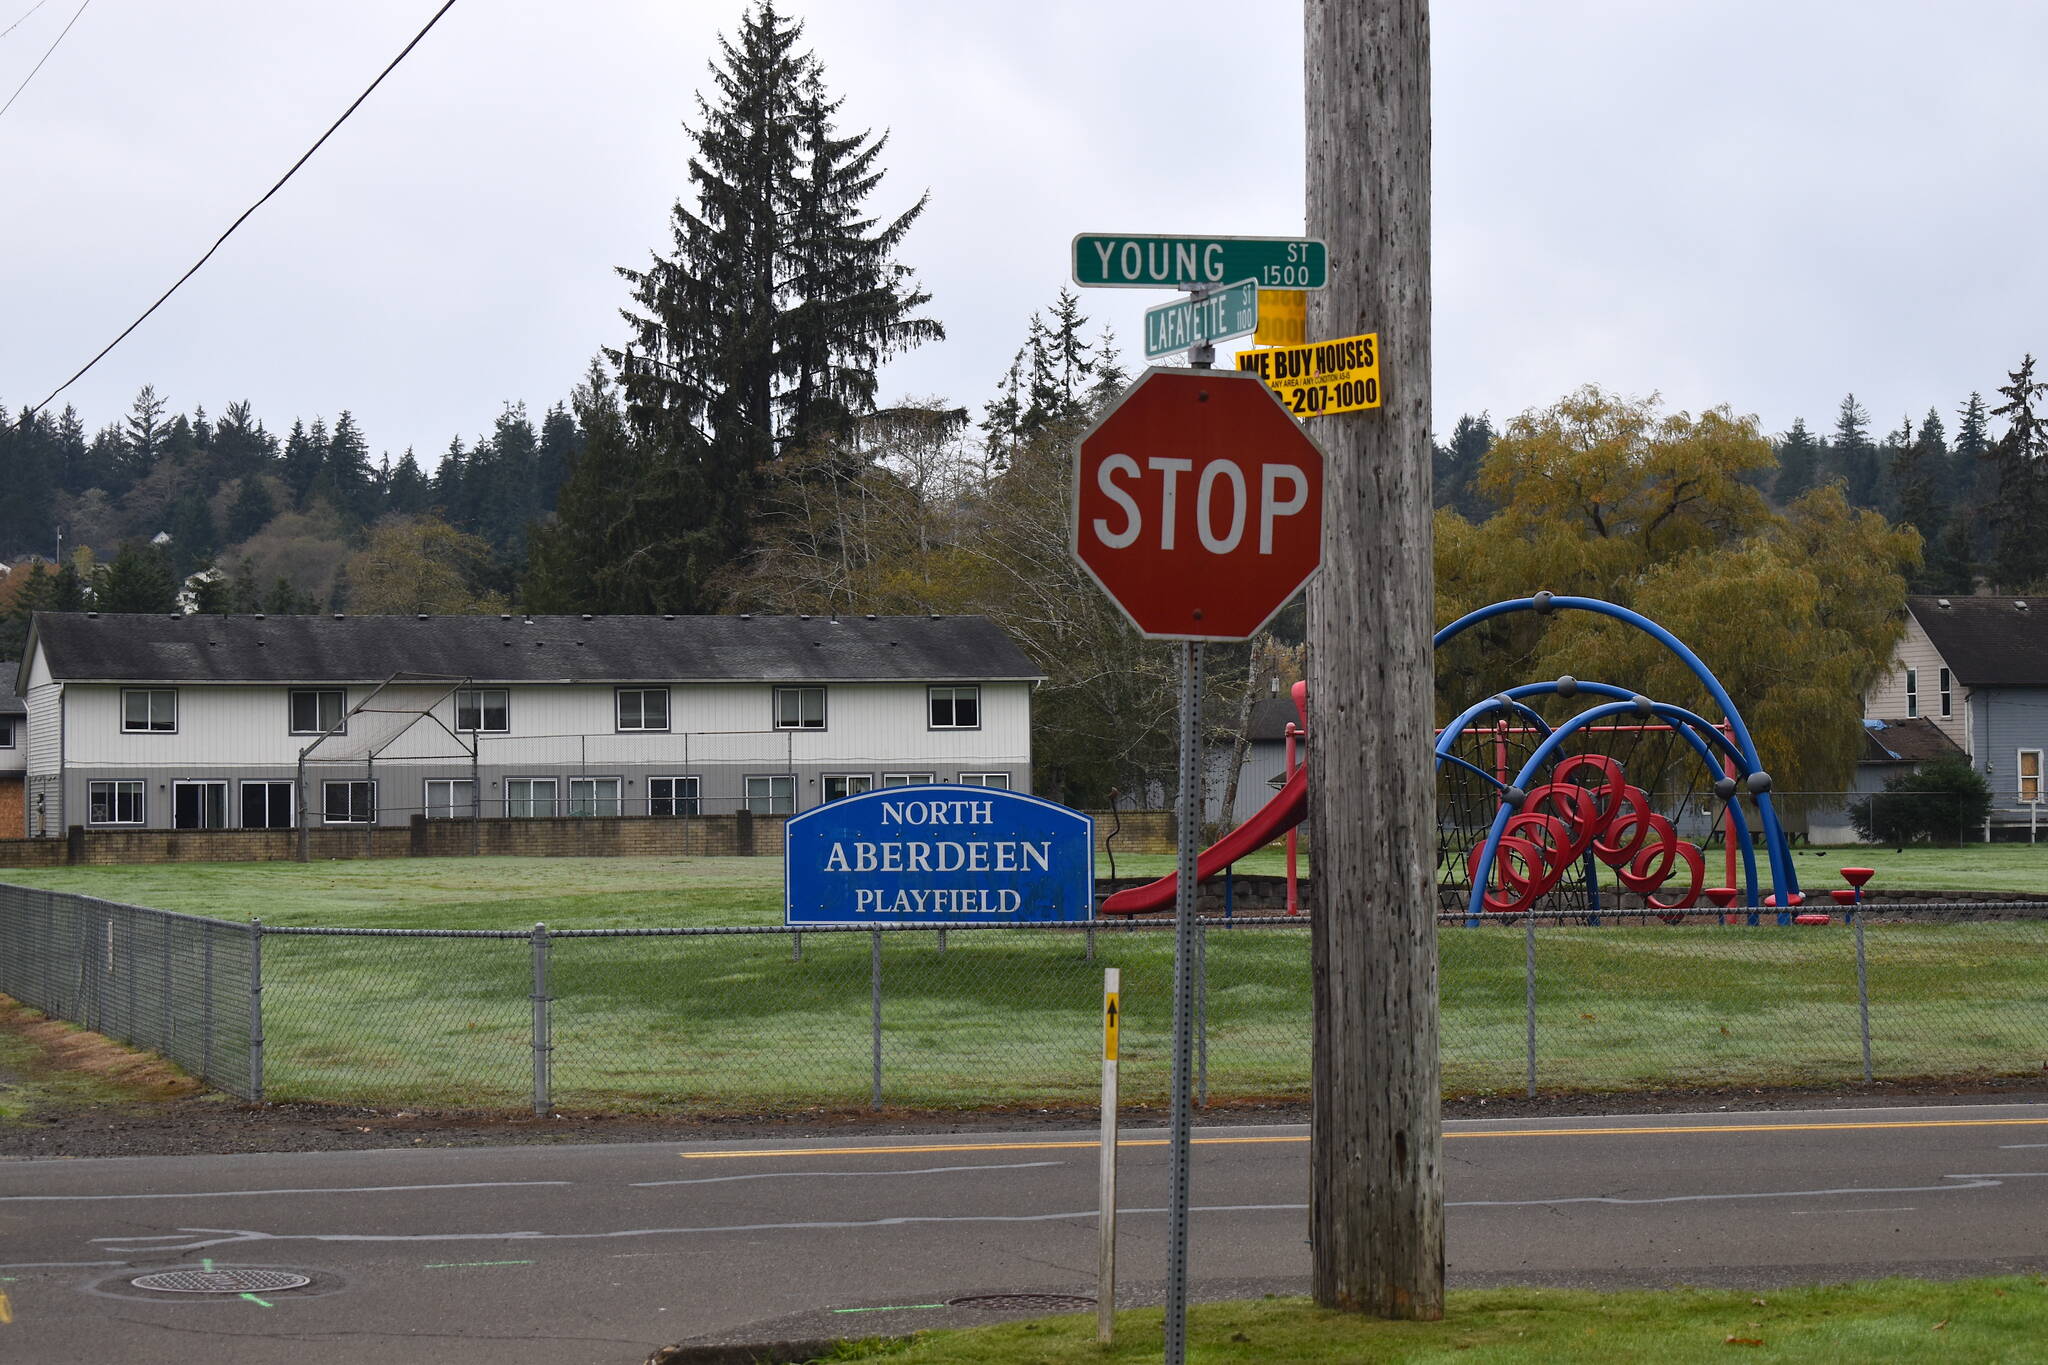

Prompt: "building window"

[322,781,376,824]
[241,781,294,829]
[650,776,699,817]
[929,686,981,729]
[506,778,556,818]
[289,689,346,735]
[880,772,935,788]
[172,780,229,830]
[1940,667,1952,718]
[568,777,623,817]
[2021,750,2043,805]
[121,689,177,733]
[615,688,670,732]
[424,779,474,820]
[773,686,825,730]
[1904,669,1917,718]
[744,774,794,814]
[88,780,144,825]
[0,717,14,748]
[956,772,1012,789]
[822,774,873,802]
[456,688,510,733]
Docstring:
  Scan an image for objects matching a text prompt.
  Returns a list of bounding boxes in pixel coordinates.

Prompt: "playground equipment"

[1101,593,1803,920]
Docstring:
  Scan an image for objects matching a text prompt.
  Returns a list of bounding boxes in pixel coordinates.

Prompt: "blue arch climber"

[1433,593,1800,918]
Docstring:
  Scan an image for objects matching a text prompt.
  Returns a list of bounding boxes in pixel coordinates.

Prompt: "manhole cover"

[131,1269,312,1295]
[947,1293,1096,1313]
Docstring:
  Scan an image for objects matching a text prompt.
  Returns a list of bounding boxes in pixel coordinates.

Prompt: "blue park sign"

[784,786,1095,925]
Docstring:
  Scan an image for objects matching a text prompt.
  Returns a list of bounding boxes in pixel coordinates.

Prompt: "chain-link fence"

[2,885,2044,1111]
[0,883,254,1094]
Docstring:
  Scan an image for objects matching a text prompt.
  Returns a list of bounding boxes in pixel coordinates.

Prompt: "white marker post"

[1097,965,1121,1344]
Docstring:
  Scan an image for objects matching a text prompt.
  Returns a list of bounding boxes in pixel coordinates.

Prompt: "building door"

[173,781,229,830]
[241,781,294,829]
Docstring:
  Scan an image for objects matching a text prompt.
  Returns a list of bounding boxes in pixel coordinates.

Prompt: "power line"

[0,0,86,122]
[27,0,459,417]
[1,1,52,42]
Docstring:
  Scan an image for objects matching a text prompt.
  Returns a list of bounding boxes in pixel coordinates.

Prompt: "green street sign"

[1143,279,1260,358]
[1073,234,1327,290]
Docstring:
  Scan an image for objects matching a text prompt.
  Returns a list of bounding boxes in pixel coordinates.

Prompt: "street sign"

[1237,332,1382,419]
[1254,290,1306,346]
[1143,279,1259,359]
[784,786,1094,925]
[1073,234,1328,290]
[1072,367,1325,641]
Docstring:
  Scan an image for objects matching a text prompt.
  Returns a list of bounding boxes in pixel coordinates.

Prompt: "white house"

[12,612,1044,835]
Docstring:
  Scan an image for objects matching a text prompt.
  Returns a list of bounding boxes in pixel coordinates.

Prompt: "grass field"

[841,1278,2048,1364]
[0,849,2043,1110]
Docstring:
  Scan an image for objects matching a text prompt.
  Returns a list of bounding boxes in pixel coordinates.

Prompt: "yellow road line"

[680,1116,2048,1160]
[0,1290,13,1325]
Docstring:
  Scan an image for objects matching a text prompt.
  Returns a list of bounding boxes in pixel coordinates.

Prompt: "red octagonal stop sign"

[1072,366,1324,641]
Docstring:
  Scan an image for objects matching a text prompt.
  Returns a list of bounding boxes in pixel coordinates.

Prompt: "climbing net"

[1435,709,1725,918]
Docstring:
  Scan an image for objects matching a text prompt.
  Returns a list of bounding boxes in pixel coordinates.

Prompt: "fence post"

[161,915,174,1058]
[1196,923,1208,1109]
[1524,914,1538,1098]
[531,923,551,1116]
[1853,916,1873,1084]
[248,918,264,1103]
[202,922,214,1085]
[870,929,883,1111]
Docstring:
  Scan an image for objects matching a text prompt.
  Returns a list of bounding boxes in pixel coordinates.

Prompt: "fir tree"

[386,448,431,517]
[1433,413,1497,519]
[1088,326,1128,412]
[97,541,177,613]
[1989,355,2048,591]
[211,400,273,481]
[117,385,169,493]
[1774,417,1822,503]
[225,476,277,542]
[228,557,263,613]
[524,362,642,611]
[604,1,940,609]
[281,419,322,507]
[1831,394,1880,508]
[980,348,1027,470]
[165,492,219,573]
[318,411,376,522]
[535,404,581,511]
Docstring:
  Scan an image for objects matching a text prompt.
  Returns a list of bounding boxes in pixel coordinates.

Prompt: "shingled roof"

[1860,716,1963,764]
[23,613,1045,687]
[1908,595,2048,686]
[0,661,21,715]
[1247,696,1308,742]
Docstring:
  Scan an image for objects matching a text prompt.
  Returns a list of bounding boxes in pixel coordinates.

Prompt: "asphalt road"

[2,1101,2045,1363]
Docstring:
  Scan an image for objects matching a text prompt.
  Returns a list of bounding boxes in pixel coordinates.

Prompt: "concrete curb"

[646,1337,894,1365]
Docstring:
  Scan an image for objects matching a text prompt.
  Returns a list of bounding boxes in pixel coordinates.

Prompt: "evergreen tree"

[980,348,1027,470]
[264,576,310,614]
[604,1,940,610]
[225,476,277,542]
[228,557,263,613]
[1989,355,2048,591]
[1831,394,1880,508]
[52,406,86,496]
[162,412,200,466]
[1774,416,1822,503]
[48,560,89,610]
[97,541,177,613]
[1951,390,1994,548]
[1088,326,1128,411]
[1925,516,1976,594]
[117,385,169,493]
[1433,413,1497,519]
[281,419,323,507]
[317,411,376,522]
[1892,407,1948,541]
[165,491,219,573]
[386,448,431,517]
[431,436,470,526]
[524,362,640,611]
[475,403,540,553]
[326,564,352,613]
[535,404,581,511]
[211,400,273,481]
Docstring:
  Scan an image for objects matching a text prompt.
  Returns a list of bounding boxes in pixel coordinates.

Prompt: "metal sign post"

[1162,637,1205,1364]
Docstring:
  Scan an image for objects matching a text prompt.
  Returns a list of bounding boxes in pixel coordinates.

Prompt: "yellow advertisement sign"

[1236,333,1382,419]
[1253,289,1306,346]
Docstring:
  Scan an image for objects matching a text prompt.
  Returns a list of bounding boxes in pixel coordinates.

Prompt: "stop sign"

[1072,367,1324,641]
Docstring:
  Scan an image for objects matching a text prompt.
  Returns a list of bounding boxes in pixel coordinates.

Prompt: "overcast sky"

[4,1,2044,460]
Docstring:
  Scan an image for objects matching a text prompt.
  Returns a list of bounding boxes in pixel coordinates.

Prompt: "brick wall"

[0,808,1175,868]
[0,777,21,843]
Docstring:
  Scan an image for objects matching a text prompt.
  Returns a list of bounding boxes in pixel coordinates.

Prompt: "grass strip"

[823,1277,2048,1363]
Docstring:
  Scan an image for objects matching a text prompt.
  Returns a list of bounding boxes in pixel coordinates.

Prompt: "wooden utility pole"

[1304,0,1444,1319]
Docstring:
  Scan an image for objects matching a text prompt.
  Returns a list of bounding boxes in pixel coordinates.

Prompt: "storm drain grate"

[947,1293,1096,1313]
[131,1269,312,1295]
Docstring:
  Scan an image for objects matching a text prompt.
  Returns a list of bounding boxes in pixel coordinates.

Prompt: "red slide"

[1098,764,1309,915]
